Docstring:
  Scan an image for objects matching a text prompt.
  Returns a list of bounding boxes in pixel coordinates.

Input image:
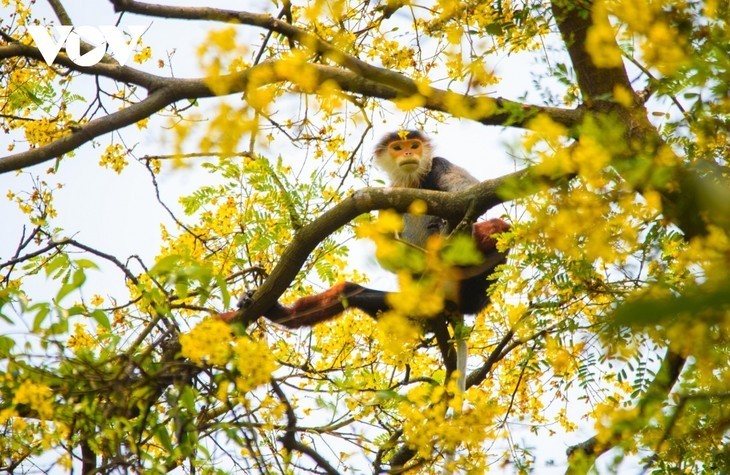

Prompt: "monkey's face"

[389,139,424,172]
[374,132,433,187]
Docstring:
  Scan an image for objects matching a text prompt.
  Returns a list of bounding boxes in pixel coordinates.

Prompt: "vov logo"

[27,25,145,67]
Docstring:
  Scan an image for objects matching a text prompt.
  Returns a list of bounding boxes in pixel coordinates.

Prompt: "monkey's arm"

[427,156,480,192]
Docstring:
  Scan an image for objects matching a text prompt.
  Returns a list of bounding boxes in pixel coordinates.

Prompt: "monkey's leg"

[471,218,510,254]
[220,282,390,328]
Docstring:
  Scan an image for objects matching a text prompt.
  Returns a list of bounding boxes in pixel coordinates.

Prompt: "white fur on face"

[374,141,433,188]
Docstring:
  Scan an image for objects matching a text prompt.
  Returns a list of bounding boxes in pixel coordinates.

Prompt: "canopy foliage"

[1,0,729,474]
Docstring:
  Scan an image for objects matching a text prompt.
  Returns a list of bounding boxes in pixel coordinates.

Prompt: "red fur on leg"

[279,282,362,328]
[217,310,238,323]
[473,219,510,255]
[216,283,366,328]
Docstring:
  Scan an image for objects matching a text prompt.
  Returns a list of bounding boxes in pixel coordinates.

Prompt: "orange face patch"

[388,139,423,159]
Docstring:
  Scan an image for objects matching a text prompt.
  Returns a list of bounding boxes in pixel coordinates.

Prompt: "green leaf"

[56,268,86,302]
[442,235,483,266]
[154,425,174,453]
[90,309,111,331]
[67,305,86,317]
[48,318,69,336]
[74,259,99,270]
[0,287,14,324]
[376,389,407,402]
[32,304,50,332]
[0,336,15,356]
[180,385,197,412]
[151,254,182,275]
[45,254,69,277]
[612,283,730,327]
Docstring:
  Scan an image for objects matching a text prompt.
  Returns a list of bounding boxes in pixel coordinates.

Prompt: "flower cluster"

[180,319,234,366]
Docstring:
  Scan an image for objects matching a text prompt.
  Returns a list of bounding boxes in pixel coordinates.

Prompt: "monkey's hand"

[427,217,447,235]
[237,289,287,319]
[237,289,257,310]
[217,290,281,324]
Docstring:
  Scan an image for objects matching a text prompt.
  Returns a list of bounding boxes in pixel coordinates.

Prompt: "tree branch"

[271,380,342,475]
[549,1,727,241]
[565,350,686,474]
[550,0,633,103]
[1,56,578,172]
[0,43,165,88]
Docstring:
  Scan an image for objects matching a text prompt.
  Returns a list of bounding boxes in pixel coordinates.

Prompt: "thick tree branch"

[550,0,727,241]
[549,8,717,469]
[0,43,165,89]
[110,0,583,126]
[1,1,582,173]
[1,49,580,174]
[110,0,413,92]
[550,0,633,103]
[0,85,174,173]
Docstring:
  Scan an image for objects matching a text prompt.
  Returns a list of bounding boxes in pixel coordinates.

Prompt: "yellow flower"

[613,85,635,108]
[642,22,688,75]
[133,46,152,63]
[13,380,54,419]
[180,319,233,366]
[408,200,428,216]
[586,2,623,69]
[393,94,426,111]
[375,210,404,234]
[67,323,95,351]
[234,337,278,392]
[98,143,128,174]
[376,311,420,364]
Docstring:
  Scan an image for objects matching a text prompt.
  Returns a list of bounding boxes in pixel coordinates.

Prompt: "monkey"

[219,130,510,328]
[218,131,510,391]
[221,130,510,322]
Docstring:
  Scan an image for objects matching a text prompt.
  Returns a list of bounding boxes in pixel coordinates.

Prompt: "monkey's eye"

[410,143,419,149]
[392,145,402,151]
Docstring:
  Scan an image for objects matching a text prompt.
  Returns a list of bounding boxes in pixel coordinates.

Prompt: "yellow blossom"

[98,143,128,173]
[613,85,635,108]
[0,407,16,424]
[180,319,233,366]
[133,46,152,63]
[642,22,688,75]
[393,94,426,111]
[612,0,656,34]
[13,380,54,419]
[67,323,95,351]
[545,337,574,376]
[586,2,623,69]
[376,311,420,365]
[387,271,445,317]
[408,199,428,215]
[234,337,277,392]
